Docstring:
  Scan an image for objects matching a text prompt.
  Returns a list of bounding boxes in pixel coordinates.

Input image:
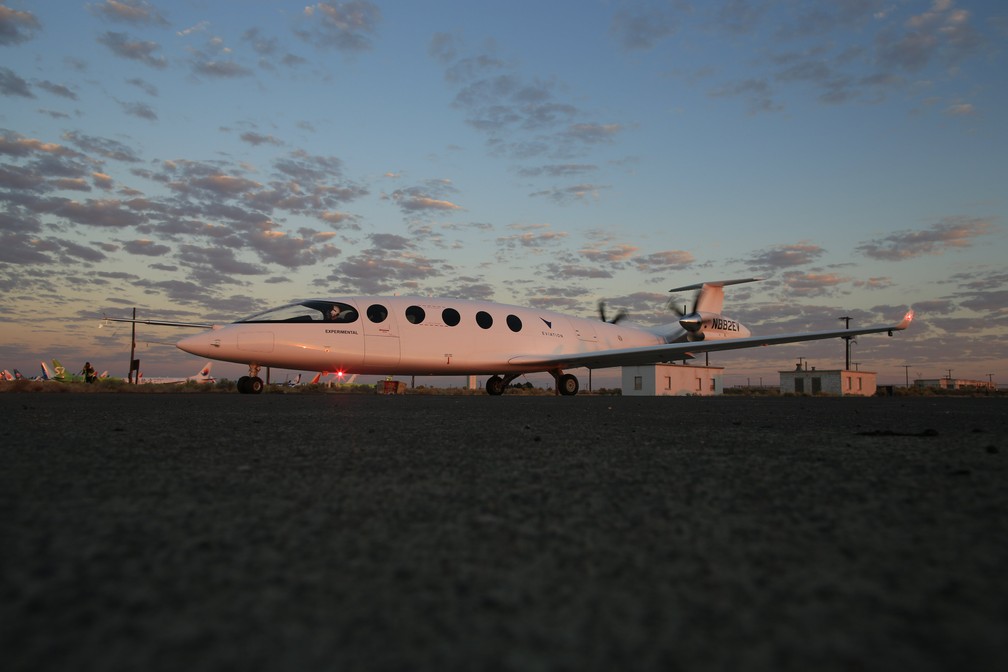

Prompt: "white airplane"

[104,278,913,395]
[138,362,215,385]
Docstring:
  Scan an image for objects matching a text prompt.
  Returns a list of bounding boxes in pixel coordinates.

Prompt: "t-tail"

[658,278,760,343]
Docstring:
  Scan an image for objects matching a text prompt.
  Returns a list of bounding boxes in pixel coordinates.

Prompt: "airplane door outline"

[361,301,401,368]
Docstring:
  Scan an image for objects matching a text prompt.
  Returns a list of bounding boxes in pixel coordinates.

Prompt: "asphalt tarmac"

[2,392,1006,671]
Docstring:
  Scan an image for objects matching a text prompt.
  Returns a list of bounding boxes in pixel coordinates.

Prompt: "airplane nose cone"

[177,330,219,357]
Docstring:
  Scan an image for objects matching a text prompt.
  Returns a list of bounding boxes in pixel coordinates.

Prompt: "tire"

[558,374,579,396]
[486,376,505,396]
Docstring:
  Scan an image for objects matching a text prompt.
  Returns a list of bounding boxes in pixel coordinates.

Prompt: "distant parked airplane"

[139,362,215,385]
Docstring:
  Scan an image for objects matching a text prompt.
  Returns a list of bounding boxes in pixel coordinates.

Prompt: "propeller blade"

[668,292,697,317]
[599,300,629,324]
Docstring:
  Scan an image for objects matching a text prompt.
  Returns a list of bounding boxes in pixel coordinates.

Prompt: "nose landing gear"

[237,363,264,394]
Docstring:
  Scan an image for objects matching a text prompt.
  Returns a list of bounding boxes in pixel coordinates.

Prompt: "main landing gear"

[485,370,580,396]
[237,363,264,394]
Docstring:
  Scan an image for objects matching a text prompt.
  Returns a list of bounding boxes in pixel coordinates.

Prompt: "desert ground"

[2,393,1006,671]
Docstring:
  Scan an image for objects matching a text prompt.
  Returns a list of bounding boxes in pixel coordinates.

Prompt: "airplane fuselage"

[176,296,751,377]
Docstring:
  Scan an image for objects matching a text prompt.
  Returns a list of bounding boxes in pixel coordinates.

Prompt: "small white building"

[914,378,996,392]
[622,364,724,396]
[779,367,877,396]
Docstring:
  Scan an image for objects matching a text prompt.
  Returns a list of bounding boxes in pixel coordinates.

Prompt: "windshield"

[238,300,359,324]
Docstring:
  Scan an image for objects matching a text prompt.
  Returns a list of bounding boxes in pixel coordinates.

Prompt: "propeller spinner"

[668,292,703,333]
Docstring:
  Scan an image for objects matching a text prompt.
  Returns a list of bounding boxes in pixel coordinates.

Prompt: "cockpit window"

[239,301,359,324]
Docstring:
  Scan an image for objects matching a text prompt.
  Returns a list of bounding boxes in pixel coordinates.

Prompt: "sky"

[1,0,1005,387]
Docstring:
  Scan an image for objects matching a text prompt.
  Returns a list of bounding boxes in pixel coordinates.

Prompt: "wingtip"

[899,309,915,329]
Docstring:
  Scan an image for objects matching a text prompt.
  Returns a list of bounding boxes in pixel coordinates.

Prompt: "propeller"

[598,301,628,324]
[668,291,703,334]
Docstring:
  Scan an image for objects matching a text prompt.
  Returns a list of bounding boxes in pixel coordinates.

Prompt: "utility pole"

[128,306,137,384]
[838,316,852,370]
[902,364,911,388]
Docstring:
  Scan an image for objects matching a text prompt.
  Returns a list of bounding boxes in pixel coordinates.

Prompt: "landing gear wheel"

[237,376,264,394]
[558,374,579,396]
[486,375,506,396]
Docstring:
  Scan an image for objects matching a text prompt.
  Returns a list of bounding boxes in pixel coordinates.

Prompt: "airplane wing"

[101,315,214,329]
[508,310,914,371]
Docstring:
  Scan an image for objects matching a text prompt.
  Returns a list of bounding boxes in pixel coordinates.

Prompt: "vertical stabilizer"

[669,278,761,316]
[695,283,726,315]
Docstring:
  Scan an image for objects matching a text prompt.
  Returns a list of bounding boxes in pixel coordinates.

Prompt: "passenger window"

[476,311,493,329]
[442,308,461,326]
[367,304,388,323]
[507,315,522,332]
[405,305,426,324]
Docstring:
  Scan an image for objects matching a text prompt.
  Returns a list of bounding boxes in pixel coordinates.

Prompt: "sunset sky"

[1,1,1005,387]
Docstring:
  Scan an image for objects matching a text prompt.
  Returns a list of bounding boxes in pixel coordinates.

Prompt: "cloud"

[192,59,254,79]
[97,32,168,69]
[875,0,983,73]
[249,228,340,268]
[685,1,987,116]
[189,174,262,196]
[58,239,106,263]
[610,5,679,50]
[0,231,51,264]
[853,276,894,290]
[36,80,77,100]
[240,132,283,147]
[63,131,141,163]
[123,239,170,256]
[50,198,147,228]
[945,102,975,116]
[780,271,851,297]
[632,250,695,271]
[709,78,781,114]
[0,67,34,98]
[747,243,826,270]
[432,34,627,159]
[539,262,612,281]
[856,217,994,260]
[88,1,169,27]
[177,21,209,38]
[328,247,445,295]
[388,183,462,214]
[297,1,382,51]
[0,5,41,45]
[119,100,158,120]
[517,163,597,178]
[178,243,261,276]
[496,227,568,253]
[562,123,624,145]
[2,130,81,159]
[580,244,639,264]
[529,183,608,205]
